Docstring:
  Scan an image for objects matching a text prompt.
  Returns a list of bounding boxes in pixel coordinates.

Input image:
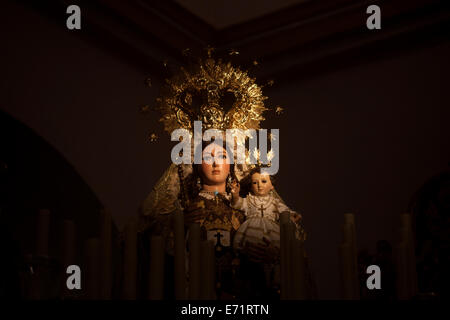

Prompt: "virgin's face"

[200,144,230,186]
[251,172,273,196]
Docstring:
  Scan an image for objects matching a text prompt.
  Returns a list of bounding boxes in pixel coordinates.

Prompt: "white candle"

[207,241,216,300]
[338,242,353,300]
[36,209,50,257]
[280,211,291,299]
[342,213,359,299]
[62,220,76,268]
[174,209,186,299]
[394,241,408,299]
[123,218,137,300]
[291,239,307,299]
[100,210,112,299]
[400,213,412,229]
[400,213,418,297]
[148,236,164,300]
[61,220,76,299]
[343,213,355,225]
[199,241,216,299]
[188,224,201,300]
[84,238,100,300]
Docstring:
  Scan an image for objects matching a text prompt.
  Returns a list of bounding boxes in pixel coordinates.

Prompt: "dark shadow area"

[0,110,120,299]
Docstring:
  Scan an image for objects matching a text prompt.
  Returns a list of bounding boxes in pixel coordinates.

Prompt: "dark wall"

[0,0,167,229]
[265,42,450,298]
[0,110,105,298]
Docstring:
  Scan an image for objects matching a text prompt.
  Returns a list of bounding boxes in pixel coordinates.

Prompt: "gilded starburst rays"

[155,58,269,135]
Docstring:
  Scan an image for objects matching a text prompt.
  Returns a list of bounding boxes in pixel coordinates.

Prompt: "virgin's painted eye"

[253,182,257,184]
[262,180,267,183]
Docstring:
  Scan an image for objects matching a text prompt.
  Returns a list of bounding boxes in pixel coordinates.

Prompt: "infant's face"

[251,172,273,196]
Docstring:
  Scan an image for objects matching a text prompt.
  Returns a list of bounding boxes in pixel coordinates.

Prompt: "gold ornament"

[155,57,268,134]
[275,106,284,115]
[206,46,215,57]
[229,49,240,56]
[149,133,158,142]
[140,105,150,113]
[182,48,191,56]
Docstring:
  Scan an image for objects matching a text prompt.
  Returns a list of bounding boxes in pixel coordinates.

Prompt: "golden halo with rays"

[155,57,269,135]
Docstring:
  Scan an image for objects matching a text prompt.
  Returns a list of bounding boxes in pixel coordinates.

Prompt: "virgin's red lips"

[212,170,220,174]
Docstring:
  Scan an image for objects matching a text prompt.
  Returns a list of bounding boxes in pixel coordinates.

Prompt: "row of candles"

[33,209,418,299]
[34,208,306,299]
[33,208,216,299]
[140,210,309,299]
[33,209,113,299]
[338,212,418,299]
[395,214,418,299]
[280,212,308,299]
[338,213,360,299]
[100,209,309,299]
[122,210,217,299]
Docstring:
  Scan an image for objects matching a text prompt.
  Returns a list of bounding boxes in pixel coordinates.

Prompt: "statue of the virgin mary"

[136,52,310,299]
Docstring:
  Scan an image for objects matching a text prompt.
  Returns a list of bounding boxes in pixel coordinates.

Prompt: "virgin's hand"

[230,180,240,197]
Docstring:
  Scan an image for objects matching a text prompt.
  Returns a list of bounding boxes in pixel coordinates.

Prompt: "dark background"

[1,0,449,299]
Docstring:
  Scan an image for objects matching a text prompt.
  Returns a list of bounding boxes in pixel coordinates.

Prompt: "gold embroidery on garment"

[203,217,232,232]
[231,214,241,230]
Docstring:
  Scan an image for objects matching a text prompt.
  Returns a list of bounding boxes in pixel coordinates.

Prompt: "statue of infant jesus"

[230,168,303,252]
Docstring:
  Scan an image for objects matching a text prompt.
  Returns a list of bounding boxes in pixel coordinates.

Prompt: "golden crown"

[155,56,269,134]
[246,147,275,170]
